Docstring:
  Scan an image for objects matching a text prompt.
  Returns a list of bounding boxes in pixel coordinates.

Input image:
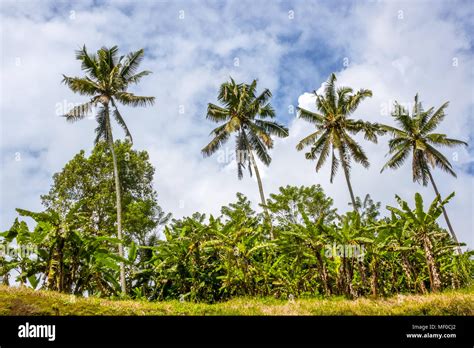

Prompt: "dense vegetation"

[1,142,471,302]
[0,46,472,306]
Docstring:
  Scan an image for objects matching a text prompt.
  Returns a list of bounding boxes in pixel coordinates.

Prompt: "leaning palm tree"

[202,78,288,226]
[297,73,381,212]
[381,94,467,250]
[62,45,155,294]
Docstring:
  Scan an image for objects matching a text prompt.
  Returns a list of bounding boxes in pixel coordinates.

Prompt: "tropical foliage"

[0,45,471,307]
[1,163,471,302]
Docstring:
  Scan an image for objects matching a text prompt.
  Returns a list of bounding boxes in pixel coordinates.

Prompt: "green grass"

[0,285,473,316]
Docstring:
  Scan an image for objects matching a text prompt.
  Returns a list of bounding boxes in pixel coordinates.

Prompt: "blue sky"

[1,0,473,247]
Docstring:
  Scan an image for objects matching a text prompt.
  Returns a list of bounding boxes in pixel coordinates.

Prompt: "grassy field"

[1,285,473,316]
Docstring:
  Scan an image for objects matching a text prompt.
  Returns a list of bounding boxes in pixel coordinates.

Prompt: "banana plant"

[387,192,455,292]
[1,208,129,296]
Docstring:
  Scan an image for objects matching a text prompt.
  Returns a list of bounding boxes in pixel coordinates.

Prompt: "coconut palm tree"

[202,78,288,225]
[296,73,381,212]
[62,45,155,294]
[381,94,467,250]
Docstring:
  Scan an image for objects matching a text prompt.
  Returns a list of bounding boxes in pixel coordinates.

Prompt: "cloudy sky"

[1,0,473,247]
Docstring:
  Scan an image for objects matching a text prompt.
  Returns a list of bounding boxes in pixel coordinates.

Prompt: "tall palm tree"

[62,45,155,294]
[202,78,288,228]
[381,94,467,251]
[296,73,381,212]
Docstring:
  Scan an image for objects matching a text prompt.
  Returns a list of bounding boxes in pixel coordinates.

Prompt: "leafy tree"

[41,141,165,245]
[41,141,168,293]
[381,94,468,250]
[351,194,381,224]
[266,185,337,226]
[201,78,288,228]
[62,45,155,293]
[296,73,381,212]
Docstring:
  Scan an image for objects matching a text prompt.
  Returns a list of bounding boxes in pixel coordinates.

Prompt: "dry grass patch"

[0,285,472,316]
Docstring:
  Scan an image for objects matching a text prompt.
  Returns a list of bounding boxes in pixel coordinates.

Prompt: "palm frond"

[120,49,145,80]
[421,102,449,134]
[315,94,333,116]
[296,129,325,151]
[254,120,289,138]
[111,99,132,143]
[381,143,411,172]
[94,106,109,144]
[391,103,412,131]
[387,137,410,152]
[379,124,408,138]
[343,133,369,168]
[115,92,155,107]
[297,107,325,125]
[345,89,372,114]
[201,129,230,157]
[425,144,457,177]
[126,70,152,85]
[236,131,250,179]
[305,132,329,160]
[426,133,468,147]
[418,107,434,128]
[248,129,272,166]
[324,73,337,110]
[104,46,119,70]
[62,100,96,122]
[62,76,100,96]
[346,119,380,143]
[412,150,430,185]
[251,88,272,109]
[206,103,229,122]
[75,45,99,80]
[329,148,339,183]
[257,103,276,119]
[315,137,331,172]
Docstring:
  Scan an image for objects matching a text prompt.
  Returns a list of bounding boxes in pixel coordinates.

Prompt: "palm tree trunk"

[249,150,267,209]
[338,148,358,213]
[427,169,461,254]
[249,150,273,238]
[105,109,127,295]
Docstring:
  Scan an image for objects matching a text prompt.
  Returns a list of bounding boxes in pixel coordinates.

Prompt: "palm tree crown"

[202,77,288,179]
[296,73,381,210]
[62,45,155,142]
[381,94,467,184]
